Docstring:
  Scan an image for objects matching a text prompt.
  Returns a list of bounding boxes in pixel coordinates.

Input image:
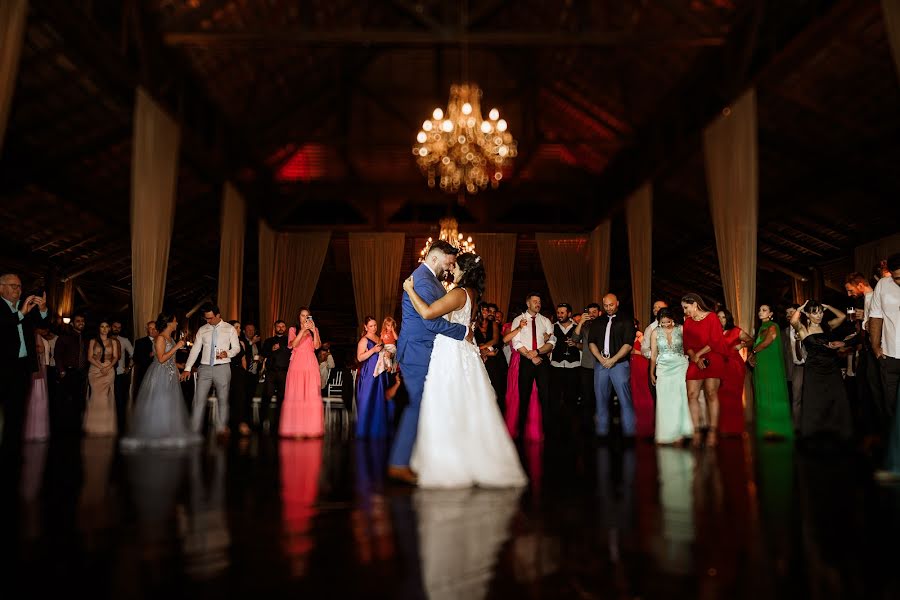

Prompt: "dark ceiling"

[1,0,898,336]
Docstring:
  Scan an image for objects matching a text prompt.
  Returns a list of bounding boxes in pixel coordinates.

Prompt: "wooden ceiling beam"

[163,28,725,48]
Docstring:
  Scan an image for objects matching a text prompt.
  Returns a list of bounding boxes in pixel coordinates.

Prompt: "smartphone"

[701,358,710,368]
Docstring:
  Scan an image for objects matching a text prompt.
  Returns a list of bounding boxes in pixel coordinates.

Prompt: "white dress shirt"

[41,335,57,367]
[788,326,806,365]
[863,290,874,329]
[870,276,900,358]
[511,312,556,354]
[115,337,134,375]
[641,320,659,359]
[550,321,580,368]
[185,320,241,370]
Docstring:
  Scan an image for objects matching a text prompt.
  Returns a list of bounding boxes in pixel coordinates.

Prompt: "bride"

[402,252,527,489]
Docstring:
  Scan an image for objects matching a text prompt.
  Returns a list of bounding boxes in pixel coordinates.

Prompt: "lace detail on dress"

[444,288,474,328]
[161,338,178,378]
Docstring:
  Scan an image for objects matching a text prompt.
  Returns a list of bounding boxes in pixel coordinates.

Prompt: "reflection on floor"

[3,429,900,598]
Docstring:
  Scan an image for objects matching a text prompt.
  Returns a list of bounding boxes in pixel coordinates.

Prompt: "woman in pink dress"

[24,332,50,441]
[503,316,543,442]
[717,308,752,436]
[280,307,324,438]
[630,322,655,439]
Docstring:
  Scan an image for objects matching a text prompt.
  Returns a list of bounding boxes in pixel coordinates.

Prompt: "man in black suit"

[53,313,89,435]
[1,273,49,456]
[260,320,290,432]
[132,320,158,394]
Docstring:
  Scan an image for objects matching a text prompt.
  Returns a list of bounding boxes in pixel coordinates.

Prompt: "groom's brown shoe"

[387,465,418,485]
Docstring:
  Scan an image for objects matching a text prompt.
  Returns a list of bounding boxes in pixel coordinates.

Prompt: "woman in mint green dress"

[750,304,793,439]
[651,309,693,445]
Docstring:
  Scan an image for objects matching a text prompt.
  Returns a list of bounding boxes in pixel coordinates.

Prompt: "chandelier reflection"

[418,217,476,263]
[413,83,517,195]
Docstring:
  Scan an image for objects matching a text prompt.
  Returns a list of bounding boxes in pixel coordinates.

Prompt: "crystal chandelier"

[418,217,476,262]
[413,83,517,194]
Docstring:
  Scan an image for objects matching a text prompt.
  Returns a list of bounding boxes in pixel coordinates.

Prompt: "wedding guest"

[791,300,852,441]
[280,308,324,438]
[717,308,751,436]
[242,323,262,422]
[379,316,398,371]
[550,303,581,422]
[261,320,291,432]
[511,292,556,440]
[749,305,792,439]
[476,303,507,409]
[870,254,900,431]
[630,317,654,439]
[132,320,158,395]
[183,303,242,438]
[681,293,727,448]
[572,302,601,434]
[783,304,806,429]
[493,309,509,363]
[227,320,251,436]
[588,294,637,439]
[53,313,89,435]
[846,271,887,442]
[318,347,334,393]
[110,320,134,434]
[641,300,669,359]
[356,316,388,439]
[650,308,692,445]
[24,331,50,442]
[1,275,49,454]
[503,310,543,441]
[84,320,120,436]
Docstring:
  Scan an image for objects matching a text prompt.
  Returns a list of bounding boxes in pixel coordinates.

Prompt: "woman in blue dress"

[355,316,388,439]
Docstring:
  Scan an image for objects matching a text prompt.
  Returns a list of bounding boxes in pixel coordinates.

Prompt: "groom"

[388,240,468,484]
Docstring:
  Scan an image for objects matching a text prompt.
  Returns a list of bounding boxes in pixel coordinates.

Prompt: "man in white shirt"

[110,320,134,434]
[183,303,241,436]
[870,254,900,428]
[550,303,580,415]
[641,300,668,359]
[512,292,556,440]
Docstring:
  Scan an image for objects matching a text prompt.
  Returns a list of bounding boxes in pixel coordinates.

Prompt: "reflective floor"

[3,428,900,599]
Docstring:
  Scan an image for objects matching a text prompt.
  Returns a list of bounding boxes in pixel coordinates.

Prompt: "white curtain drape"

[535,234,592,313]
[258,223,330,336]
[626,185,653,327]
[349,232,405,329]
[883,0,900,80]
[56,278,74,319]
[590,219,611,304]
[216,182,246,320]
[703,89,759,334]
[0,0,27,154]
[704,88,759,418]
[131,88,180,336]
[476,233,517,315]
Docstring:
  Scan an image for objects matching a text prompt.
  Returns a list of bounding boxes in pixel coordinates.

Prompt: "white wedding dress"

[411,290,528,489]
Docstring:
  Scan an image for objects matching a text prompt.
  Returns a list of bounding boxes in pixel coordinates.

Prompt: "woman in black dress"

[227,320,250,436]
[474,303,508,411]
[790,300,852,441]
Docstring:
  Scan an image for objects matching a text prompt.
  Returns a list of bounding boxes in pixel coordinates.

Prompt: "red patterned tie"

[531,315,538,351]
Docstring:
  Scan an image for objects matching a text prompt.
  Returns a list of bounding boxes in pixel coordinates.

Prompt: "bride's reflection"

[413,487,522,600]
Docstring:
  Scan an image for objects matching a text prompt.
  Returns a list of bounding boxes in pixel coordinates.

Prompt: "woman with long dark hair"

[681,293,727,448]
[227,320,251,436]
[717,308,752,436]
[401,252,526,488]
[790,299,852,440]
[750,304,792,439]
[85,320,120,436]
[280,307,324,438]
[356,315,388,439]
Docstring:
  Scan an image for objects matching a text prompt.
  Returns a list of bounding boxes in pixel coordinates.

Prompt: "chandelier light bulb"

[462,102,472,115]
[433,108,443,120]
[423,120,433,131]
[498,145,508,157]
[417,131,427,143]
[497,119,507,132]
[489,108,499,120]
[442,120,453,132]
[419,147,428,156]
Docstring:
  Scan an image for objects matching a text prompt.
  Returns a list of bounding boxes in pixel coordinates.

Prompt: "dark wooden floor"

[3,427,900,599]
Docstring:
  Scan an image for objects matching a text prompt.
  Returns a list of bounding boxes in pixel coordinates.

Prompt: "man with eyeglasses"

[1,273,49,458]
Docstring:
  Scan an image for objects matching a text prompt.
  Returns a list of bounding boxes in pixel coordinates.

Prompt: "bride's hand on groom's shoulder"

[403,275,415,292]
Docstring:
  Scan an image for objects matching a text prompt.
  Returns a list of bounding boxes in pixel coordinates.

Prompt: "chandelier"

[418,217,476,262]
[413,83,517,194]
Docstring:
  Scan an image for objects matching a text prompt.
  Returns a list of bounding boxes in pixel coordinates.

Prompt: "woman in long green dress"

[651,308,693,445]
[750,304,793,439]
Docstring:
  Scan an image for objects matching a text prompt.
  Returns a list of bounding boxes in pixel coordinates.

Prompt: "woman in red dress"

[717,309,752,436]
[681,293,727,448]
[630,319,655,439]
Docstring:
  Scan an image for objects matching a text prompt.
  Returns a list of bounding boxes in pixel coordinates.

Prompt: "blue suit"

[388,263,468,467]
